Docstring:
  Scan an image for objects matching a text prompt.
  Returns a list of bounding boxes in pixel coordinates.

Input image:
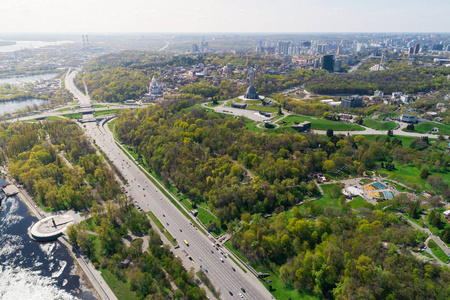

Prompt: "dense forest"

[113,99,450,298]
[230,209,450,299]
[2,120,121,210]
[115,101,449,220]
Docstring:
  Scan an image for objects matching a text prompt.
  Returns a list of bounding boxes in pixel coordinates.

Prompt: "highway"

[85,119,273,300]
[65,68,92,106]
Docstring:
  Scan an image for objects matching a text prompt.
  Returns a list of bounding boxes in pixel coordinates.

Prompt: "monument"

[149,76,163,96]
[244,67,260,100]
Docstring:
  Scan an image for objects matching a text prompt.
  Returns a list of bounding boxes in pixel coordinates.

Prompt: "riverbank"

[1,167,107,300]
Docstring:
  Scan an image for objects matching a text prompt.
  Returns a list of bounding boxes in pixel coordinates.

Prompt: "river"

[0,98,48,115]
[0,73,58,85]
[0,178,96,300]
[0,73,59,114]
[0,40,74,53]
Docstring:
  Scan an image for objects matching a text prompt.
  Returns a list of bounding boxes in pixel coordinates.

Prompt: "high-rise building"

[301,41,312,48]
[192,44,199,53]
[334,59,342,72]
[322,55,334,73]
[432,44,444,51]
[317,44,327,54]
[277,41,291,55]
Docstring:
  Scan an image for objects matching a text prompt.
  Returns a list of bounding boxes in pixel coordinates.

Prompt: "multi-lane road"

[85,119,273,300]
[63,67,273,300]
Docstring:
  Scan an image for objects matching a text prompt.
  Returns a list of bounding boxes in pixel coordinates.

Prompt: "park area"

[278,115,365,131]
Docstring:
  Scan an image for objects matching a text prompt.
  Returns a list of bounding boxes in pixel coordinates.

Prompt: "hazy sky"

[0,0,449,33]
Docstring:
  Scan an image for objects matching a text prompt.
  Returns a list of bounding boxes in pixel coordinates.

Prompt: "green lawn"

[205,102,221,107]
[428,239,449,263]
[279,115,365,131]
[46,116,63,121]
[94,109,120,117]
[245,100,264,105]
[363,118,397,131]
[313,183,342,208]
[62,112,82,119]
[101,266,137,300]
[191,205,225,236]
[379,163,450,191]
[246,105,279,113]
[56,106,79,112]
[92,104,108,108]
[147,211,176,244]
[350,196,372,209]
[108,119,119,140]
[377,113,398,121]
[409,122,450,135]
[359,178,374,185]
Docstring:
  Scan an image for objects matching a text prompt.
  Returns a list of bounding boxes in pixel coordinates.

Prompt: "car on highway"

[166,223,169,226]
[220,258,224,263]
[211,250,214,253]
[239,292,243,298]
[229,291,233,296]
[232,267,235,271]
[241,288,246,293]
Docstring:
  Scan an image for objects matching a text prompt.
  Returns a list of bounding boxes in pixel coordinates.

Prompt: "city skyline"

[0,0,449,33]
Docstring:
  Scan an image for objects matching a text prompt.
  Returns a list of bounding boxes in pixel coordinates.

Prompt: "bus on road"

[184,240,189,246]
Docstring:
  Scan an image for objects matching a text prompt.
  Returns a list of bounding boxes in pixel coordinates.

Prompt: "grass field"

[379,162,450,191]
[312,183,342,208]
[184,202,225,236]
[407,122,450,135]
[428,239,449,263]
[377,113,398,121]
[279,115,365,131]
[108,119,119,140]
[94,109,120,117]
[205,102,221,107]
[147,211,176,244]
[62,112,82,119]
[46,116,63,121]
[246,104,279,113]
[92,104,108,108]
[56,106,78,112]
[350,196,372,209]
[363,118,397,131]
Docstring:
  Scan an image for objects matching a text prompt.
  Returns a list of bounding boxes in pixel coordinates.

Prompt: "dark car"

[229,291,233,296]
[241,288,246,293]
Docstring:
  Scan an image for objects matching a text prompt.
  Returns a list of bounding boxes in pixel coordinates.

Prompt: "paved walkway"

[399,214,450,266]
